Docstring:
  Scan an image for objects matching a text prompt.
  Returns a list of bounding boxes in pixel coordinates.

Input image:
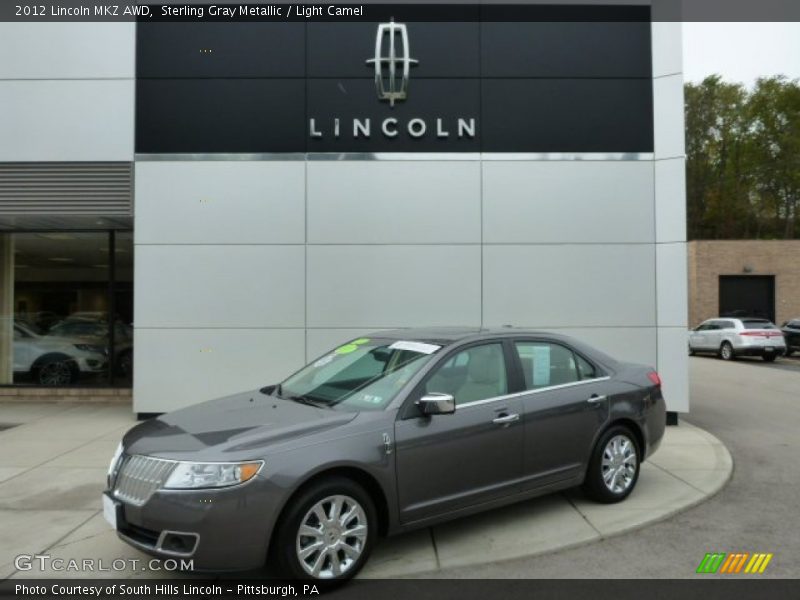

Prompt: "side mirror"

[417,393,455,416]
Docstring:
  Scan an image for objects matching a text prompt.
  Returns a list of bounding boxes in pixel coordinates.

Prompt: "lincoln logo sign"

[366,19,418,107]
[308,20,477,142]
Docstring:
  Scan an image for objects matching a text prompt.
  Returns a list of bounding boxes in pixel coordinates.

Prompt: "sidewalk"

[0,403,732,579]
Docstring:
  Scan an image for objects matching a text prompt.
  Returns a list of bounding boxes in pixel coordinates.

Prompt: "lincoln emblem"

[366,19,418,107]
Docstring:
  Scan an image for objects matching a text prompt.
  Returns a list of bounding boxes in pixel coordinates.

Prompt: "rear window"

[743,320,776,330]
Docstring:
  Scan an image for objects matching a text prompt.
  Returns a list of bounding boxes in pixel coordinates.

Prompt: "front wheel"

[273,477,377,582]
[763,354,777,362]
[583,426,640,503]
[34,357,77,386]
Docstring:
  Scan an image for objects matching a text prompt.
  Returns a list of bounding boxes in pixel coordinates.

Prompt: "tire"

[762,354,777,362]
[33,355,78,386]
[688,345,695,356]
[582,425,641,504]
[719,342,735,361]
[272,477,377,582]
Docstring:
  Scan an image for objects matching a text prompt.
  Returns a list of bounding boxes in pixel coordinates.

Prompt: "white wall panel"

[307,161,481,244]
[544,327,657,368]
[653,74,686,160]
[0,23,134,79]
[135,245,304,328]
[657,326,690,412]
[0,80,134,161]
[135,162,305,244]
[483,244,656,327]
[656,242,688,328]
[483,161,654,244]
[307,245,481,327]
[651,21,683,78]
[655,158,687,243]
[134,328,304,413]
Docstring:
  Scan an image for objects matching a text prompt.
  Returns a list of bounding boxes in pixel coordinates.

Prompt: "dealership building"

[0,3,689,417]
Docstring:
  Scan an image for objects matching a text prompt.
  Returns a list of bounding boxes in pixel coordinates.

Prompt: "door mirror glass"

[417,393,455,416]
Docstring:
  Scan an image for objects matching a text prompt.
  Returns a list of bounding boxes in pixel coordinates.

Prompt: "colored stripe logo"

[697,552,773,574]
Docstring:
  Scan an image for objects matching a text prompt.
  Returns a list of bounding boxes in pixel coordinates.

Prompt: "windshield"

[277,338,441,411]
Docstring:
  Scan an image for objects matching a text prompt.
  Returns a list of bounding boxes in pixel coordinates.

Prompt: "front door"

[394,342,524,524]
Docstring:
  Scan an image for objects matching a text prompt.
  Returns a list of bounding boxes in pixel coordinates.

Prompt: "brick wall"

[688,240,800,327]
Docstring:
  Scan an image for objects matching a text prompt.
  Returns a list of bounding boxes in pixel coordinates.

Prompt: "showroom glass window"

[0,231,132,387]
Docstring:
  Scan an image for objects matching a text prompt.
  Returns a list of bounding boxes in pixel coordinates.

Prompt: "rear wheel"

[582,426,640,503]
[273,477,376,582]
[762,354,777,362]
[719,342,735,361]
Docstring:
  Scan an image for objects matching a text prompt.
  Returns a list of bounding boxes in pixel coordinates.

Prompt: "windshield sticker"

[313,355,335,368]
[388,340,441,355]
[334,343,359,355]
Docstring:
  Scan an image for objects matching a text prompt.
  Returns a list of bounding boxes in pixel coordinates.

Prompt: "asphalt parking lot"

[427,355,800,578]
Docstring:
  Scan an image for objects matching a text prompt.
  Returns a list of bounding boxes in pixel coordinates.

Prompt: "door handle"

[587,394,607,404]
[492,413,520,425]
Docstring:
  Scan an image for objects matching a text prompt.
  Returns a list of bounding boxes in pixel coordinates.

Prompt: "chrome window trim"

[456,376,611,410]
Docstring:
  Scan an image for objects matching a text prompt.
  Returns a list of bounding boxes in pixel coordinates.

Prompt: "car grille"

[113,455,176,507]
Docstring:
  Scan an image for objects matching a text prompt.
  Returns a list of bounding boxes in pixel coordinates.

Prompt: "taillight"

[741,331,782,337]
[647,371,662,388]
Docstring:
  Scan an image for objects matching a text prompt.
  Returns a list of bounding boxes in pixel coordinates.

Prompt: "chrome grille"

[113,455,176,507]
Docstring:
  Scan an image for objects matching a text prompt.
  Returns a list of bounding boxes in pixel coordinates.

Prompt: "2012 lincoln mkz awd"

[104,328,666,581]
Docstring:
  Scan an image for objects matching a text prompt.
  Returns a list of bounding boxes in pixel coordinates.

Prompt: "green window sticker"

[334,344,359,355]
[352,338,370,345]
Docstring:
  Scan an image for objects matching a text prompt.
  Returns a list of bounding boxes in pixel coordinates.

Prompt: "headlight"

[74,343,106,354]
[163,461,263,490]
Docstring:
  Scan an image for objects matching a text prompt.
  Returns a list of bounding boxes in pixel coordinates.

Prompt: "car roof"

[365,326,579,346]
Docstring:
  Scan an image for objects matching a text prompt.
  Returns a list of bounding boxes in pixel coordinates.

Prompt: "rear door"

[511,340,610,489]
[394,341,524,524]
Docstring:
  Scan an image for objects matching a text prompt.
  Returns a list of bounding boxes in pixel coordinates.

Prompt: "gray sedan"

[104,328,665,581]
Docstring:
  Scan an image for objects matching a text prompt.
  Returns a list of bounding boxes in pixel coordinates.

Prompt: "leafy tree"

[685,75,800,239]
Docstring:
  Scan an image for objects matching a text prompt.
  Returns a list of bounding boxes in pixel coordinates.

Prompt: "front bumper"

[108,478,283,571]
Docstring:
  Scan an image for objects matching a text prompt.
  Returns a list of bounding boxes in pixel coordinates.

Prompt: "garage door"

[719,275,775,323]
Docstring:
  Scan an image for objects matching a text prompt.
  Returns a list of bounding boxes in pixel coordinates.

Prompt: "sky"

[682,23,800,85]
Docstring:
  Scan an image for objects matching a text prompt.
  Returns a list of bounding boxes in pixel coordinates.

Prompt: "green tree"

[684,75,800,240]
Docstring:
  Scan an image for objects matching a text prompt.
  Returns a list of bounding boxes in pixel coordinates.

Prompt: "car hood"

[123,390,357,460]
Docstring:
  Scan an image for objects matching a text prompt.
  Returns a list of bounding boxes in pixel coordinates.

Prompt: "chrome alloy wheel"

[296,494,367,579]
[601,434,637,494]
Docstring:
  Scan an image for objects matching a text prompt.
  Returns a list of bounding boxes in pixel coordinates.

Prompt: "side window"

[424,343,507,405]
[575,353,598,380]
[515,342,580,389]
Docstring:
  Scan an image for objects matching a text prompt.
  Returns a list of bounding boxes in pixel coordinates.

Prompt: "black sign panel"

[136,79,306,153]
[135,7,654,154]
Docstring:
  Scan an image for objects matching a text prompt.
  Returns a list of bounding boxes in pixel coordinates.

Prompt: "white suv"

[688,318,786,362]
[13,322,108,385]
